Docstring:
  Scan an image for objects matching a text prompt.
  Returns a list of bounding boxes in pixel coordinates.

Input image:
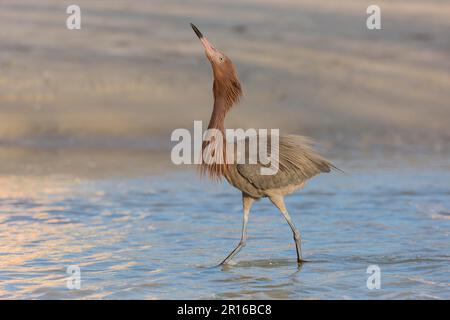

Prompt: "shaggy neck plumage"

[201,78,241,180]
[208,77,242,130]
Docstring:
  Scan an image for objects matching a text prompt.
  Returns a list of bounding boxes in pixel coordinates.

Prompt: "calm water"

[0,159,449,299]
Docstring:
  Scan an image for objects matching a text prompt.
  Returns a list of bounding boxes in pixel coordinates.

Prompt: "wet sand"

[1,0,450,163]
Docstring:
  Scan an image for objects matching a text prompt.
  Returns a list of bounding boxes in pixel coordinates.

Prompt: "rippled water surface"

[0,160,449,299]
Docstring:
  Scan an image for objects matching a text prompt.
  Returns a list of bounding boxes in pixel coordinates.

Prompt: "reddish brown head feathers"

[191,23,243,180]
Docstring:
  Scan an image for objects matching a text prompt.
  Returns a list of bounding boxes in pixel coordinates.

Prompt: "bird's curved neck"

[207,95,229,132]
[200,90,233,180]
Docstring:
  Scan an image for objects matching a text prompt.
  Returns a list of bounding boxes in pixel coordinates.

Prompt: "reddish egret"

[191,23,335,265]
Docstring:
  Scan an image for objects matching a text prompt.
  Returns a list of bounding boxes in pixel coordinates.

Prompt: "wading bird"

[191,23,335,265]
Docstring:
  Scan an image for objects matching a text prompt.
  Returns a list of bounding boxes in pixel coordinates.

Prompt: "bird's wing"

[235,135,332,190]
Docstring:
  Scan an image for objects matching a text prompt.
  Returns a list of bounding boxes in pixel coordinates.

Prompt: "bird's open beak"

[191,23,217,59]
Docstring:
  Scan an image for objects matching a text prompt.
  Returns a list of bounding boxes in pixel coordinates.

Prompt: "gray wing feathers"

[235,135,332,190]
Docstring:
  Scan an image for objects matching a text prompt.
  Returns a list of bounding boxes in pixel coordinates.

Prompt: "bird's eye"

[219,56,224,62]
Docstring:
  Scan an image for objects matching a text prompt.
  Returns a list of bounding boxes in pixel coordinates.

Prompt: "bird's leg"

[269,195,305,264]
[220,194,254,265]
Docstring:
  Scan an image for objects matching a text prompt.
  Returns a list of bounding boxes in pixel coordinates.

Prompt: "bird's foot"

[218,256,231,267]
[218,258,237,267]
[218,261,227,267]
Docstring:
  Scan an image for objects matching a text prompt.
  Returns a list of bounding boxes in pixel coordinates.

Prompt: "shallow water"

[0,160,449,299]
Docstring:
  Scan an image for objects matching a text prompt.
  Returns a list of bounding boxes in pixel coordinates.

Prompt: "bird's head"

[191,23,242,106]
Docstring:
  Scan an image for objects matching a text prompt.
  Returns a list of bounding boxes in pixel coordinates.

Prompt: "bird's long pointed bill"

[190,23,217,57]
[191,23,203,39]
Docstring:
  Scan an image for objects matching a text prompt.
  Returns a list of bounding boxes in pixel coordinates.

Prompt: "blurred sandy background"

[1,0,449,176]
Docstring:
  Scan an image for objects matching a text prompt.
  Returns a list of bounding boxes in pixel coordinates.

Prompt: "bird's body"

[190,23,335,265]
[223,135,332,199]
